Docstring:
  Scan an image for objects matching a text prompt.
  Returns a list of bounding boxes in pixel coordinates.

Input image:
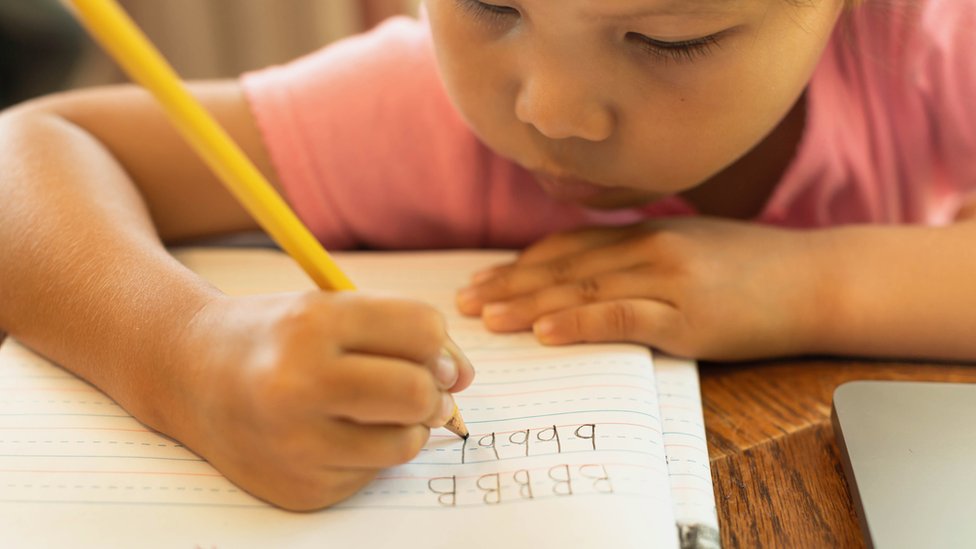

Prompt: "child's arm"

[0,83,473,509]
[457,216,976,362]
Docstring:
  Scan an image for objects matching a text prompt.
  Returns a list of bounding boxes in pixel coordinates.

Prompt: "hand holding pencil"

[175,291,472,509]
[62,0,473,509]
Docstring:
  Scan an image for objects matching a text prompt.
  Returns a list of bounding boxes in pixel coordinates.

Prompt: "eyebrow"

[582,0,743,20]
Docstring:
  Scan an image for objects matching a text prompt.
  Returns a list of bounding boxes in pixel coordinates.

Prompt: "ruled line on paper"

[654,355,720,549]
[0,250,687,549]
[1,335,673,510]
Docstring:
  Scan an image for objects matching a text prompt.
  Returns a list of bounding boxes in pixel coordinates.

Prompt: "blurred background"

[0,0,421,110]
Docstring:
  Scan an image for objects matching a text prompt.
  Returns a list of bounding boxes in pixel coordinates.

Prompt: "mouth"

[531,171,611,202]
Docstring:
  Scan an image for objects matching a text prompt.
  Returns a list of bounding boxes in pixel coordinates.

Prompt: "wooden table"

[701,359,976,547]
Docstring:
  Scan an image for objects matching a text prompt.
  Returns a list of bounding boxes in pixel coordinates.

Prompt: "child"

[0,0,973,510]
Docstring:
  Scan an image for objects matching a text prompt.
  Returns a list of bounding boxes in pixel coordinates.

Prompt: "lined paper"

[0,249,716,548]
[656,356,721,549]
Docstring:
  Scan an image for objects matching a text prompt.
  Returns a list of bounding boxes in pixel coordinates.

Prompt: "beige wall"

[71,0,420,87]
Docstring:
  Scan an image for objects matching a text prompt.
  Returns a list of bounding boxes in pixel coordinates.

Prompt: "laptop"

[832,380,976,549]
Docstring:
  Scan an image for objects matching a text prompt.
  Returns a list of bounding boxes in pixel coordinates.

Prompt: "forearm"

[0,110,220,432]
[808,222,976,361]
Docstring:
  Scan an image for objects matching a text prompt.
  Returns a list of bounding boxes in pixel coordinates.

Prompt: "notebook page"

[340,251,720,546]
[655,356,721,549]
[0,248,680,548]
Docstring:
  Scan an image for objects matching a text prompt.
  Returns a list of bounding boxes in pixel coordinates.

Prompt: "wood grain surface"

[700,359,976,548]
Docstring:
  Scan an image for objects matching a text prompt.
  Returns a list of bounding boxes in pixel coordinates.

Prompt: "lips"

[533,172,609,202]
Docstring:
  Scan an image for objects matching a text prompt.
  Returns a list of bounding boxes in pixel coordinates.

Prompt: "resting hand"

[457,218,825,360]
[167,292,474,511]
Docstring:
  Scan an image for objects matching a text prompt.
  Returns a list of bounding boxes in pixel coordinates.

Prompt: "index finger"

[327,294,475,397]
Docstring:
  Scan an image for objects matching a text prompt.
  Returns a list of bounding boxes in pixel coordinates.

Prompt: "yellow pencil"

[63,0,469,440]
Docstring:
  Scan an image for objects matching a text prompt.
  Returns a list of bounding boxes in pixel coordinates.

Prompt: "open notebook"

[0,248,719,548]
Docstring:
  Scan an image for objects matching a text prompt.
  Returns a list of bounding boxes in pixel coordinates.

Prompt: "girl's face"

[425,0,844,209]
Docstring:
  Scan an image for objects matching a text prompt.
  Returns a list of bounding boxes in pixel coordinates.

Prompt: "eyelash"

[627,33,721,63]
[456,0,519,23]
[456,0,721,64]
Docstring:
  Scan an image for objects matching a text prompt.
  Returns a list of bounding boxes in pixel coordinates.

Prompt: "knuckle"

[604,302,638,339]
[487,269,516,293]
[276,293,331,338]
[545,258,574,284]
[246,358,301,411]
[575,278,601,303]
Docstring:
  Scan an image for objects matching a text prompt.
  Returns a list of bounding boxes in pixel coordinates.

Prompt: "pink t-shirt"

[242,0,976,250]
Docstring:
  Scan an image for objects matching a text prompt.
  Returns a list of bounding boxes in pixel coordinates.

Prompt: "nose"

[515,70,616,143]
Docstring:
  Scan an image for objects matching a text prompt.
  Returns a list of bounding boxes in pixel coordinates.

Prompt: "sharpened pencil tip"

[443,405,469,440]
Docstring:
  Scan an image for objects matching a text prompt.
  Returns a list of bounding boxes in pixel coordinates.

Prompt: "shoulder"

[773,0,976,226]
[916,0,976,49]
[241,17,440,124]
[820,0,976,145]
[837,0,975,79]
[238,18,502,249]
[911,0,976,99]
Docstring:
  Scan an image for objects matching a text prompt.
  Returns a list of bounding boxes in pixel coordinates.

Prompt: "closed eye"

[457,0,520,21]
[627,32,722,63]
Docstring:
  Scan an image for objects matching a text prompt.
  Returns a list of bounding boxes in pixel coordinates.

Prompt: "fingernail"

[533,319,557,343]
[456,288,478,309]
[436,352,460,389]
[444,337,473,377]
[439,393,457,425]
[482,303,509,320]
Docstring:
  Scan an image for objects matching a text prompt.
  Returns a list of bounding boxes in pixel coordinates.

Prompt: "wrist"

[795,224,915,357]
[133,289,225,441]
[785,227,852,356]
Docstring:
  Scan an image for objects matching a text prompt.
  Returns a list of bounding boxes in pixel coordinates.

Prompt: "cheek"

[631,42,816,180]
[446,62,523,161]
[426,3,524,154]
[427,1,482,105]
[723,3,841,126]
[443,54,514,136]
[612,69,770,187]
[620,1,841,186]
